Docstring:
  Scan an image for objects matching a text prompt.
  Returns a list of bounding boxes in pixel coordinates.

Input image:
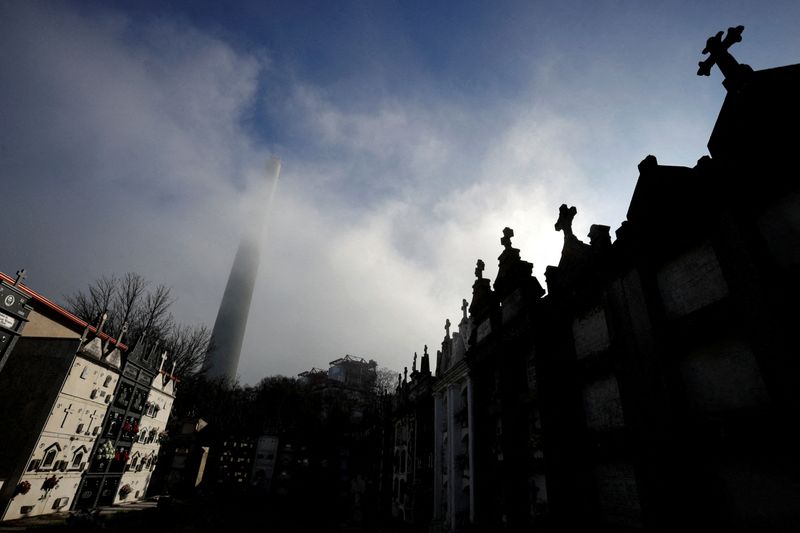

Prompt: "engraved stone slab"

[680,339,770,413]
[573,307,611,358]
[657,242,729,318]
[502,289,524,324]
[583,375,625,430]
[594,463,642,527]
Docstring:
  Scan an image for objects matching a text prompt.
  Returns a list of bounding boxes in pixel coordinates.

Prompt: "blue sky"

[2,1,799,382]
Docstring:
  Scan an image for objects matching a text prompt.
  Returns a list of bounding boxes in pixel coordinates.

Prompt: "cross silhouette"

[698,25,744,77]
[60,403,75,429]
[14,269,26,286]
[501,227,514,250]
[475,259,485,279]
[554,204,577,237]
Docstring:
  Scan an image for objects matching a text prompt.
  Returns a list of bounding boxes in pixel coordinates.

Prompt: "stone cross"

[697,25,744,78]
[60,403,75,428]
[14,269,26,286]
[159,351,168,373]
[461,299,468,320]
[501,227,514,250]
[444,319,451,337]
[554,204,577,238]
[475,259,485,280]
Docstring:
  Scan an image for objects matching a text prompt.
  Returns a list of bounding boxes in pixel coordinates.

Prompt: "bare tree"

[163,323,212,378]
[64,274,118,329]
[374,366,400,395]
[112,272,147,329]
[131,284,174,341]
[64,273,208,378]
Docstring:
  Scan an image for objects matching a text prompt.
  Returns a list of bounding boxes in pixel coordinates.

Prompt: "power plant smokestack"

[203,157,281,383]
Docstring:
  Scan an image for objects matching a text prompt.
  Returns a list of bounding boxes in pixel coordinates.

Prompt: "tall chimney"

[203,157,282,383]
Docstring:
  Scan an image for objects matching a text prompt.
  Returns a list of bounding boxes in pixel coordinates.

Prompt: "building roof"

[0,271,128,350]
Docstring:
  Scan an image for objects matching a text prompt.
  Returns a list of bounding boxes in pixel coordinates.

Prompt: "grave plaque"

[583,375,625,430]
[680,339,769,413]
[502,289,524,324]
[594,463,642,527]
[657,242,729,318]
[0,279,32,373]
[572,307,610,358]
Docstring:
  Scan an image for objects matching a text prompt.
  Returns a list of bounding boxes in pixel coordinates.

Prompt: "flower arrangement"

[119,484,132,497]
[121,421,141,436]
[96,440,115,461]
[42,475,61,491]
[113,450,130,462]
[14,480,31,496]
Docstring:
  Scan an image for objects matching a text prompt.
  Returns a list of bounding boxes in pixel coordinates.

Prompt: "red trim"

[0,271,128,350]
[159,369,181,383]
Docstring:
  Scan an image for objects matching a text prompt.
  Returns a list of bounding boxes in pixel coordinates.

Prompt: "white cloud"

[2,1,739,384]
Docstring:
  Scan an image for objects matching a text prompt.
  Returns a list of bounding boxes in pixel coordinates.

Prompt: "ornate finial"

[159,351,168,373]
[474,259,485,280]
[444,319,451,337]
[461,299,468,320]
[398,373,402,388]
[14,269,26,286]
[697,26,752,91]
[554,204,577,238]
[403,366,408,383]
[412,352,417,373]
[424,344,428,356]
[501,227,514,250]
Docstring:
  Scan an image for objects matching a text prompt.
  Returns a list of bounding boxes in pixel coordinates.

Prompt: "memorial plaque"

[680,339,769,413]
[583,375,625,430]
[0,311,16,329]
[502,289,523,324]
[657,242,729,318]
[572,307,610,358]
[594,463,642,527]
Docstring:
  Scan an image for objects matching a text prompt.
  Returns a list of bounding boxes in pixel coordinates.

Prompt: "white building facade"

[2,331,122,520]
